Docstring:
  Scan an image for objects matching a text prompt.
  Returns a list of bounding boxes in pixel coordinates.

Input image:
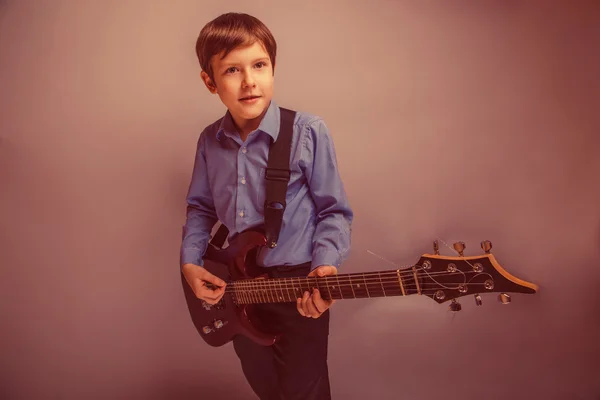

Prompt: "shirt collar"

[216,99,280,141]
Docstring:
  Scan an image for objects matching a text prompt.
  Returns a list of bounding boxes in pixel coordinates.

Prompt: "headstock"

[416,240,538,311]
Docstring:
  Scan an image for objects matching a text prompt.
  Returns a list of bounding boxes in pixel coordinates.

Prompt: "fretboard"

[231,268,422,305]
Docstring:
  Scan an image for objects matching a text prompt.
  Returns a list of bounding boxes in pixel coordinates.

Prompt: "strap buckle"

[265,167,290,182]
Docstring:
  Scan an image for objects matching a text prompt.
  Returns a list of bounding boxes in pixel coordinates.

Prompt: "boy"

[180,12,353,400]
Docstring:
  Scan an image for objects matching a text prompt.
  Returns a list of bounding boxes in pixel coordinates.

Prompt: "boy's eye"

[224,61,268,74]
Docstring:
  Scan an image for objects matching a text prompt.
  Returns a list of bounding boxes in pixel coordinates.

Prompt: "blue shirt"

[180,100,353,271]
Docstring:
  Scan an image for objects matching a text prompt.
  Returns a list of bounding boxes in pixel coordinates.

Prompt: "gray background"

[1,1,599,399]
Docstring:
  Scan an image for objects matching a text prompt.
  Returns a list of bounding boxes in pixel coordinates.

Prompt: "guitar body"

[180,230,280,347]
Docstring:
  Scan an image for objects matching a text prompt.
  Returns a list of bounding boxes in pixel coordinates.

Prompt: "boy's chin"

[232,102,268,119]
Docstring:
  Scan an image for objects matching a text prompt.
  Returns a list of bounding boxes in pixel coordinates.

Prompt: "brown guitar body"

[180,230,279,347]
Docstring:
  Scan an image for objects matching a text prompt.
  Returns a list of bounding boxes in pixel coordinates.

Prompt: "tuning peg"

[453,241,465,256]
[498,293,511,304]
[474,294,482,306]
[449,299,462,312]
[481,240,492,254]
[433,240,439,255]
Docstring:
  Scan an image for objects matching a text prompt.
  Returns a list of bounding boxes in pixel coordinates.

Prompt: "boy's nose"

[242,74,256,88]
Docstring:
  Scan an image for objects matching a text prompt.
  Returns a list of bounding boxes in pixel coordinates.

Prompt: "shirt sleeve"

[180,132,219,268]
[301,118,354,271]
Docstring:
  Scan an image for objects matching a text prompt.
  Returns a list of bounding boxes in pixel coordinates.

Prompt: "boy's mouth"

[239,95,261,101]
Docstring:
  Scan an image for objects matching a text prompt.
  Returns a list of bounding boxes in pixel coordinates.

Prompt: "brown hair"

[196,13,277,82]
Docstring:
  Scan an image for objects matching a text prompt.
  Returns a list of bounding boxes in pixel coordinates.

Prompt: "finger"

[306,295,322,318]
[196,283,224,302]
[311,288,327,313]
[301,291,311,317]
[199,279,225,293]
[296,297,306,316]
[200,271,226,287]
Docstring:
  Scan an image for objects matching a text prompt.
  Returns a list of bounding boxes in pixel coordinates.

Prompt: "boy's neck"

[231,105,270,142]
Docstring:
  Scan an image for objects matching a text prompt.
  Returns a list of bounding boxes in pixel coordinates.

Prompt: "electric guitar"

[180,229,539,347]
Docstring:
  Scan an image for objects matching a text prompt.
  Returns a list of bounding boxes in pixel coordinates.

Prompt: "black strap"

[210,221,229,249]
[264,107,295,248]
[209,107,296,250]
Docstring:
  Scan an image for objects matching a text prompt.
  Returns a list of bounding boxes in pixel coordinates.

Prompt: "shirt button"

[241,177,246,184]
[239,211,245,217]
[242,147,247,153]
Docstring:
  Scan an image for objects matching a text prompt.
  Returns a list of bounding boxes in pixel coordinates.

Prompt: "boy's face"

[201,41,274,132]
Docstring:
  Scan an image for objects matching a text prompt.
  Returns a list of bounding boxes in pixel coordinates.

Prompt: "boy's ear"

[200,70,218,94]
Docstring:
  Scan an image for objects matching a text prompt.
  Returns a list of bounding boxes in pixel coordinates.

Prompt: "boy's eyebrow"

[221,57,270,67]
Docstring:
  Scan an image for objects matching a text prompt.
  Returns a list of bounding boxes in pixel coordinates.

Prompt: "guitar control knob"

[481,240,492,254]
[449,299,462,312]
[214,320,224,329]
[202,326,212,335]
[474,294,482,306]
[498,293,511,304]
[453,241,465,256]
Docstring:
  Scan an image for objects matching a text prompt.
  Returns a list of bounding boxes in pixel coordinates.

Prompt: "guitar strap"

[209,106,296,250]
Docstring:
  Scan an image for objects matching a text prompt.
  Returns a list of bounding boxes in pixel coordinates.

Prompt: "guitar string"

[219,271,491,295]
[221,266,481,284]
[226,269,488,303]
[231,288,485,304]
[219,269,482,289]
[221,270,493,302]
[222,281,492,295]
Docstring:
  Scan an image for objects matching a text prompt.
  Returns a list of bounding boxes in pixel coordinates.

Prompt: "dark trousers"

[232,262,331,400]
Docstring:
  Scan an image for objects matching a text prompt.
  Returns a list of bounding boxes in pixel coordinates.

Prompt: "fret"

[252,282,260,304]
[239,281,245,304]
[397,270,406,296]
[260,281,266,303]
[328,275,342,299]
[412,267,421,295]
[365,272,386,298]
[314,277,323,298]
[297,277,305,299]
[324,277,332,301]
[291,277,300,299]
[363,273,371,297]
[252,282,260,303]
[377,272,403,296]
[287,278,295,302]
[243,281,250,303]
[268,281,275,303]
[245,281,251,304]
[241,284,246,304]
[282,278,292,302]
[348,275,356,298]
[248,282,255,304]
[345,274,369,298]
[378,272,386,297]
[239,281,246,304]
[265,281,272,303]
[275,279,284,302]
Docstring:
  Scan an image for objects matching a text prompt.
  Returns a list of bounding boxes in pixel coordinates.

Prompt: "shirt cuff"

[311,250,341,272]
[180,248,204,267]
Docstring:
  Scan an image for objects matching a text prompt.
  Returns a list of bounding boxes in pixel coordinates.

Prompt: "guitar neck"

[231,268,422,305]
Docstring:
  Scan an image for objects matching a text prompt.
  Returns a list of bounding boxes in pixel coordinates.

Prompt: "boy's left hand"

[297,265,338,318]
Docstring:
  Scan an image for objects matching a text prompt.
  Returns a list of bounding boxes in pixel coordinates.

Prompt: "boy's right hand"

[182,263,227,304]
